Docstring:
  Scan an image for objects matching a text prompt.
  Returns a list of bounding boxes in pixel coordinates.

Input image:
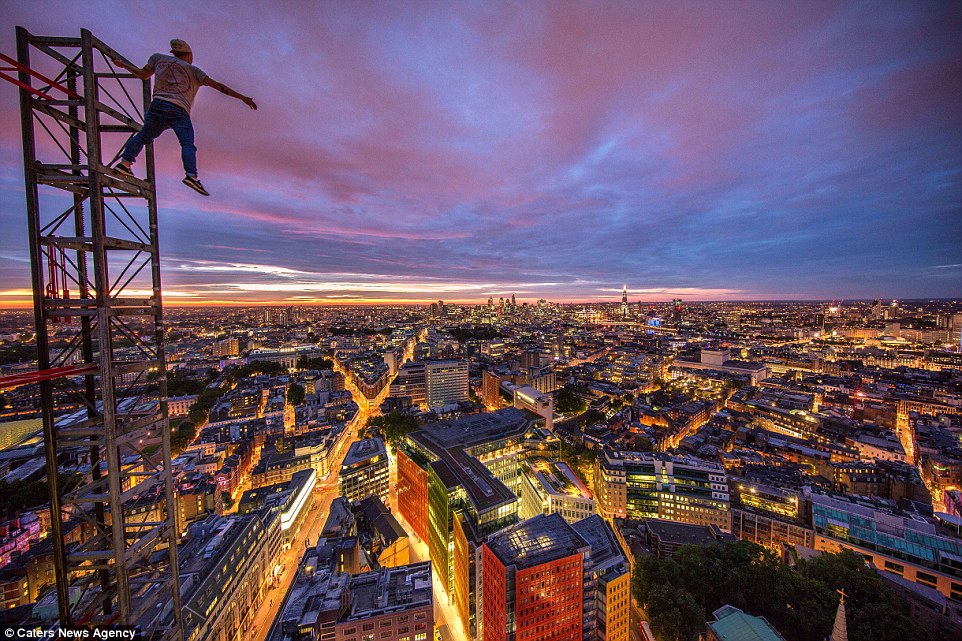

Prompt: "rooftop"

[409,408,531,512]
[345,561,433,620]
[708,605,787,641]
[416,406,531,450]
[342,437,387,469]
[644,518,726,547]
[600,449,726,473]
[356,495,407,545]
[485,513,588,570]
[571,514,627,572]
[525,457,592,499]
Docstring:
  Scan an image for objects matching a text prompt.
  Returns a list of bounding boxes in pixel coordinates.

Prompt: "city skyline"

[1,1,960,307]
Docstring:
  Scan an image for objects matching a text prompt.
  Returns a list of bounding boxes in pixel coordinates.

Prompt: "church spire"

[829,589,848,641]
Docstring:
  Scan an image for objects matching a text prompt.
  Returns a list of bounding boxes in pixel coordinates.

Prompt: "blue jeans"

[121,99,197,177]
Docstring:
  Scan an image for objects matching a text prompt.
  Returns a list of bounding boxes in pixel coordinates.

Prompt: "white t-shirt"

[147,53,208,113]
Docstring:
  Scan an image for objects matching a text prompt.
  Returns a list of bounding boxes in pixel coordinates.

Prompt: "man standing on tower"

[111,39,257,196]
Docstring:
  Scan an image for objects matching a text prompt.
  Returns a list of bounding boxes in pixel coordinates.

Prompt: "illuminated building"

[396,409,534,635]
[238,468,316,547]
[483,367,558,410]
[212,337,239,357]
[526,367,558,394]
[339,438,389,504]
[519,457,595,523]
[354,495,410,568]
[728,481,814,550]
[595,451,730,530]
[271,559,433,641]
[481,513,586,641]
[830,461,928,503]
[671,349,770,386]
[251,426,350,487]
[511,384,554,430]
[167,394,198,417]
[743,401,823,441]
[425,359,470,409]
[643,518,734,559]
[389,361,427,406]
[482,368,511,408]
[389,359,469,409]
[520,349,543,370]
[572,515,631,641]
[733,481,799,519]
[176,512,277,640]
[811,492,962,601]
[480,513,631,641]
[396,446,430,542]
[668,298,684,324]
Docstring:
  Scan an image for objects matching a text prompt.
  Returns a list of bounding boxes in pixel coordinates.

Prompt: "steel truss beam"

[14,26,183,640]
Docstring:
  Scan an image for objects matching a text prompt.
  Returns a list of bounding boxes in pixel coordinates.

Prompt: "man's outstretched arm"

[110,57,153,80]
[203,77,257,110]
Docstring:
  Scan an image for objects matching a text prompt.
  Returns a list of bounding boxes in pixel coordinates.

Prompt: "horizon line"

[2,296,959,312]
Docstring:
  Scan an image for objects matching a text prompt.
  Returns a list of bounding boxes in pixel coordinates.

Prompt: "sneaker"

[113,162,134,178]
[182,176,210,196]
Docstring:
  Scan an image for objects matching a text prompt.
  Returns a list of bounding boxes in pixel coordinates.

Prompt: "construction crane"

[0,28,183,640]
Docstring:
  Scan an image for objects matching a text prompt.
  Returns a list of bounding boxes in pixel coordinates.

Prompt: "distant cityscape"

[1,296,961,641]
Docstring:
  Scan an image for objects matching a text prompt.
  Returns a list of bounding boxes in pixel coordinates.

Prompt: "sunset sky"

[1,1,960,306]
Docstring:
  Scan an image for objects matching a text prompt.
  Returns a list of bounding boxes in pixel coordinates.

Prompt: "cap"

[170,39,192,55]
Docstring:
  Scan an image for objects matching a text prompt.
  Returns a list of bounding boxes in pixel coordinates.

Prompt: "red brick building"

[396,448,429,542]
[481,513,586,641]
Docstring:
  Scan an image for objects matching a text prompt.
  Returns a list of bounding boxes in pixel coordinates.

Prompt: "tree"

[187,387,225,426]
[556,439,596,485]
[632,542,930,641]
[0,473,84,517]
[582,409,605,425]
[297,355,334,371]
[0,343,38,365]
[556,387,587,413]
[170,421,197,456]
[165,371,207,397]
[647,585,704,641]
[447,326,503,343]
[367,411,419,449]
[221,492,234,511]
[287,383,306,406]
[224,360,286,385]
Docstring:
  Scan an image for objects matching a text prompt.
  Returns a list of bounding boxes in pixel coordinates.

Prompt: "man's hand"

[243,96,258,110]
[111,58,152,80]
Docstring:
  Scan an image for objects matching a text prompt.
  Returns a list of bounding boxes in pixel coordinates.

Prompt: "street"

[249,348,414,639]
[393,506,467,641]
[249,414,360,641]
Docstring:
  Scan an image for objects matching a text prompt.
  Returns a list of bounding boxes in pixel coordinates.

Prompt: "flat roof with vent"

[342,437,387,468]
[485,513,588,571]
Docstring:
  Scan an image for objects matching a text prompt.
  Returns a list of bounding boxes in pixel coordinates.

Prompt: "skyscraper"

[480,513,631,641]
[425,359,469,408]
[481,513,586,641]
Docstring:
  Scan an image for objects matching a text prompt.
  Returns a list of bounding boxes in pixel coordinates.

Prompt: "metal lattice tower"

[12,27,183,638]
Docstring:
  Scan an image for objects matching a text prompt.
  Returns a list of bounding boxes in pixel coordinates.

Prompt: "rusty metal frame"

[12,26,182,640]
